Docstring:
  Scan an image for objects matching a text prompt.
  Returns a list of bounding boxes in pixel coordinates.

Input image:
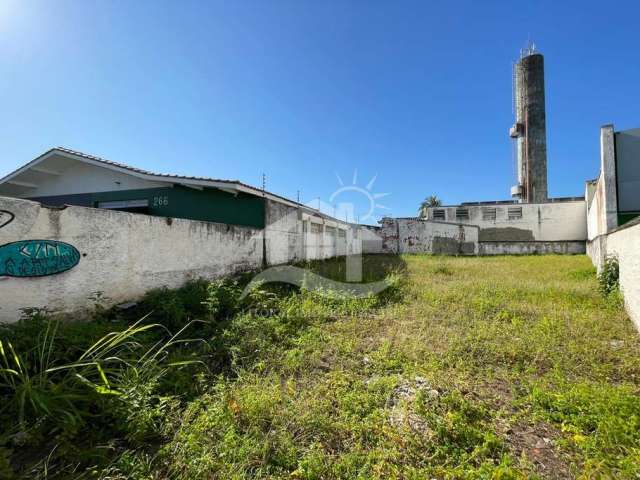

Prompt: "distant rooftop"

[458,196,584,207]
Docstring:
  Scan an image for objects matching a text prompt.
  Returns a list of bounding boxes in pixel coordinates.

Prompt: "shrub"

[202,278,243,319]
[139,280,209,329]
[598,256,620,297]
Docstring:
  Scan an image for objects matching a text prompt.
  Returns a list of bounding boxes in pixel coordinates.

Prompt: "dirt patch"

[503,420,574,478]
[473,379,575,477]
[474,378,517,411]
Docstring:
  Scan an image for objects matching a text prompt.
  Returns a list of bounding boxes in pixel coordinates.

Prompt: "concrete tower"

[510,45,548,203]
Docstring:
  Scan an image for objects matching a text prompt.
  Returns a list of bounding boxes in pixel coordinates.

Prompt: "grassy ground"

[2,254,640,478]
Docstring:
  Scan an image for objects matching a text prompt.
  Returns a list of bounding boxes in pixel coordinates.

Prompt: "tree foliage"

[418,195,442,217]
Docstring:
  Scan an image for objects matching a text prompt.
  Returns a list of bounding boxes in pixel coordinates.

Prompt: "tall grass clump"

[0,317,205,477]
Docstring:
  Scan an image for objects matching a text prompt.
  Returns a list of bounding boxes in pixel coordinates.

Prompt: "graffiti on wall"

[0,210,14,229]
[0,240,81,277]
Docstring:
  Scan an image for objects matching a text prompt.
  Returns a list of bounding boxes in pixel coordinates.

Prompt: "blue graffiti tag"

[0,240,81,277]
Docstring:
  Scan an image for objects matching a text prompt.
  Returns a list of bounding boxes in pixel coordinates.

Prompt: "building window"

[97,199,149,213]
[310,223,322,234]
[507,207,523,220]
[455,208,469,221]
[338,229,347,239]
[432,209,445,220]
[482,207,497,221]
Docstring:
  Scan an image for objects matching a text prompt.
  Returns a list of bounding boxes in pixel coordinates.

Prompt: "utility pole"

[261,173,267,268]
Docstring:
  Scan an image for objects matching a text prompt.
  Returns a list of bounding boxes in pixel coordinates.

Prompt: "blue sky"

[1,1,639,222]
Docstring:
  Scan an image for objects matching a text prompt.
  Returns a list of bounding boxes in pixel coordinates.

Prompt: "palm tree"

[418,195,442,218]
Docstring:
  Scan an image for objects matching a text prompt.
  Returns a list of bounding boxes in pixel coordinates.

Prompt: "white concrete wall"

[426,200,587,242]
[600,125,619,232]
[597,220,640,330]
[264,200,369,265]
[0,196,263,321]
[0,196,379,322]
[585,127,618,244]
[360,226,384,254]
[296,213,362,262]
[586,177,603,242]
[265,200,303,266]
[585,126,640,331]
[586,126,622,267]
[379,211,587,256]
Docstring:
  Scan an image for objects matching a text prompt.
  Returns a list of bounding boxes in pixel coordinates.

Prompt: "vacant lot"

[2,255,639,478]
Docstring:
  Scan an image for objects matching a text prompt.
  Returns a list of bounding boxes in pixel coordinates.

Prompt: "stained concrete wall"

[0,196,375,323]
[263,199,373,265]
[0,196,263,321]
[478,241,585,255]
[586,126,623,268]
[298,215,364,261]
[265,199,303,266]
[586,177,604,241]
[585,172,614,264]
[426,200,586,243]
[600,125,619,232]
[379,218,479,255]
[379,205,587,256]
[585,125,640,329]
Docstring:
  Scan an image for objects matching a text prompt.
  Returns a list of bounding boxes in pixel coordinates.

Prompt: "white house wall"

[14,159,166,197]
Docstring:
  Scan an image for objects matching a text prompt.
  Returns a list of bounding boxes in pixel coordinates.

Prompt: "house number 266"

[153,196,169,207]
